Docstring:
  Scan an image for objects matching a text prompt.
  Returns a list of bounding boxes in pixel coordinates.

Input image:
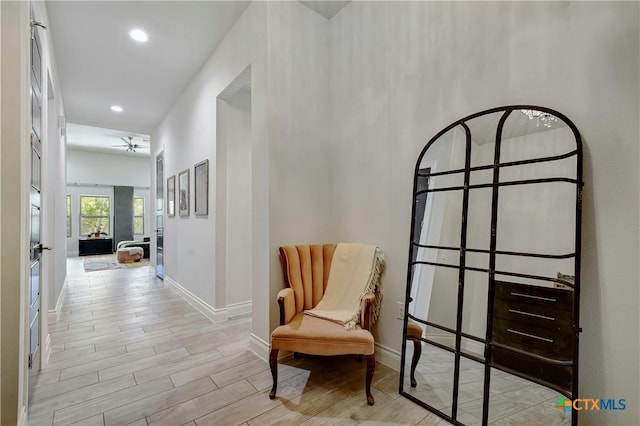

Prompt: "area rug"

[83,255,150,272]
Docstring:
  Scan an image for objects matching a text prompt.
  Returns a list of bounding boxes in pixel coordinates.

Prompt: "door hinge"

[28,353,32,369]
[30,20,47,40]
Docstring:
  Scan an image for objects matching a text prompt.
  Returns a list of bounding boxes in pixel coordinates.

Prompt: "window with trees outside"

[80,196,110,235]
[134,197,144,234]
[66,195,71,237]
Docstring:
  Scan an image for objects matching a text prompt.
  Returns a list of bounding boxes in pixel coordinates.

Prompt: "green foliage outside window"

[80,196,110,235]
[134,197,144,234]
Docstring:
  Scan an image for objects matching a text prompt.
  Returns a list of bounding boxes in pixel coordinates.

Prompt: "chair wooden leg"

[410,338,421,387]
[269,349,278,399]
[365,354,375,405]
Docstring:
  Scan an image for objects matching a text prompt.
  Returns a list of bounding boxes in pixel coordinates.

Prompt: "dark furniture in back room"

[79,238,113,256]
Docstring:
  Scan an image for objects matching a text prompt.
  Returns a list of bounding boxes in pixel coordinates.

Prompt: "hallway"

[26,257,424,426]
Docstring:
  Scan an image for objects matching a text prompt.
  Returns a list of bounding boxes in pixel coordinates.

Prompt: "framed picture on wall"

[194,159,209,216]
[178,169,189,217]
[167,175,175,217]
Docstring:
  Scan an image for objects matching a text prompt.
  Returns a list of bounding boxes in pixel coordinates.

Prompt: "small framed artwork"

[194,159,209,216]
[166,175,175,217]
[178,169,190,217]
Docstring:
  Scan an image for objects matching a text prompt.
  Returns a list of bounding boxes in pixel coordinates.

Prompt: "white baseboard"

[164,275,228,323]
[427,333,485,357]
[44,334,51,366]
[227,301,252,319]
[47,283,66,325]
[462,339,485,357]
[428,333,456,348]
[375,342,401,371]
[250,332,270,361]
[18,404,26,426]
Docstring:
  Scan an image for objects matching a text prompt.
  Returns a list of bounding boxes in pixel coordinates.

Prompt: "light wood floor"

[28,257,445,426]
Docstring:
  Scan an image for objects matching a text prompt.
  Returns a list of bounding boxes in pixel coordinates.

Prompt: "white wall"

[265,1,332,335]
[152,8,640,424]
[152,1,331,354]
[328,2,639,424]
[152,1,270,345]
[67,149,150,187]
[223,88,252,309]
[66,149,151,256]
[0,3,30,424]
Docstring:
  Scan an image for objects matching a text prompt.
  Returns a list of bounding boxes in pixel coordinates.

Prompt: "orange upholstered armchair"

[269,244,382,405]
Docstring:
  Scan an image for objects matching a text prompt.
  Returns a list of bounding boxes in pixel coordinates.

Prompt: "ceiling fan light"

[129,29,148,43]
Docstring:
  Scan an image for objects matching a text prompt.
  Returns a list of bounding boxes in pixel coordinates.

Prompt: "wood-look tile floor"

[28,257,431,426]
[28,257,567,426]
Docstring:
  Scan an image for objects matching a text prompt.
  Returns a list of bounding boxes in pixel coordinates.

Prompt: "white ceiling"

[46,1,348,157]
[46,0,250,155]
[65,123,151,157]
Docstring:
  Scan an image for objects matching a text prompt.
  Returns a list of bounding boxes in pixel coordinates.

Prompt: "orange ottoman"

[116,247,143,263]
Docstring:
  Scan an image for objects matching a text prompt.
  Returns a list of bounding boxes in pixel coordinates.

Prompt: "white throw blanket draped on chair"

[304,243,384,330]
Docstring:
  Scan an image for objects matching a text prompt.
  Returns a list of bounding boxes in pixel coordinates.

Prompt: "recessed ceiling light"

[129,29,148,43]
[110,105,123,112]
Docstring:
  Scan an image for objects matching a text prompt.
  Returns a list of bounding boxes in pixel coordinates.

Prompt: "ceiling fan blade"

[121,137,129,144]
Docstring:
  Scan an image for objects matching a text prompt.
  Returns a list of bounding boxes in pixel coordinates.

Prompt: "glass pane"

[417,189,463,249]
[32,149,41,191]
[461,271,488,342]
[408,261,459,332]
[419,125,467,174]
[134,198,144,216]
[488,368,567,425]
[427,265,459,332]
[466,111,504,169]
[496,183,576,256]
[500,110,575,165]
[455,357,486,425]
[134,217,144,234]
[66,195,71,237]
[80,196,110,216]
[402,341,454,418]
[81,217,109,235]
[466,187,493,252]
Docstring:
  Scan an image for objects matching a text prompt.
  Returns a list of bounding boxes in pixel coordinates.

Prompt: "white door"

[28,14,46,379]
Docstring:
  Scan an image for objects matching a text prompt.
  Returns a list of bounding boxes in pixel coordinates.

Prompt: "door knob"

[36,244,52,253]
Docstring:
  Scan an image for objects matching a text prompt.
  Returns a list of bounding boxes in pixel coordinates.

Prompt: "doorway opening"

[215,66,253,321]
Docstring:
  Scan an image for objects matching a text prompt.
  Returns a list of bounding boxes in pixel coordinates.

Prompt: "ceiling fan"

[112,136,148,152]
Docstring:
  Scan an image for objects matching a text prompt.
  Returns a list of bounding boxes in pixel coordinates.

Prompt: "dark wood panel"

[492,281,576,367]
[493,299,574,338]
[79,238,113,256]
[495,281,573,312]
[492,318,574,361]
[492,346,573,394]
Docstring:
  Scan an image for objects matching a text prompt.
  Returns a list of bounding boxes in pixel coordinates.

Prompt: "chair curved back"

[279,244,336,313]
